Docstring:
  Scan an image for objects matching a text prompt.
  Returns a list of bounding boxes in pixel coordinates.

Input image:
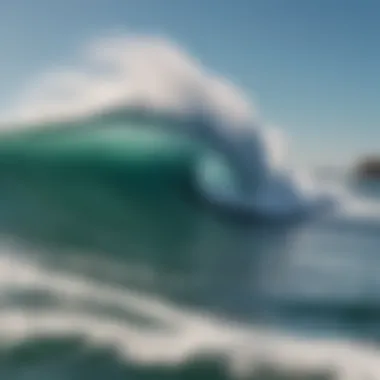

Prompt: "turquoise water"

[0,117,379,379]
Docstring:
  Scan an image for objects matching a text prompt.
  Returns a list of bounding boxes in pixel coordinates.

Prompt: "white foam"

[0,245,379,379]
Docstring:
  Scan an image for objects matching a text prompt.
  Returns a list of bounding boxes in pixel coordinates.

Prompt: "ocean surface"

[0,113,379,380]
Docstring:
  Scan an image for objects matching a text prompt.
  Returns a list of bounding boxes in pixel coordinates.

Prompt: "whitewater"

[0,35,379,379]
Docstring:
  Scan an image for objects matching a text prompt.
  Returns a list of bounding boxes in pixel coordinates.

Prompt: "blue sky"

[0,0,379,166]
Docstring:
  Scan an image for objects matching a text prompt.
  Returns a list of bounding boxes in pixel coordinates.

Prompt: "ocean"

[0,111,378,380]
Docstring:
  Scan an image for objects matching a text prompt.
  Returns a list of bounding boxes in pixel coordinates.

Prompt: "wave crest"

[2,34,341,220]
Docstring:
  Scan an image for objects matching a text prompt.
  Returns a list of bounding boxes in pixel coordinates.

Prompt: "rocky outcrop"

[355,157,380,179]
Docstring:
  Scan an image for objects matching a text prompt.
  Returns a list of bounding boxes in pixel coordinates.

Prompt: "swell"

[0,118,214,261]
[0,108,378,229]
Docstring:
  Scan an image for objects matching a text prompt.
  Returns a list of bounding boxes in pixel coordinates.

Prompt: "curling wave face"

[2,107,342,221]
[105,109,344,220]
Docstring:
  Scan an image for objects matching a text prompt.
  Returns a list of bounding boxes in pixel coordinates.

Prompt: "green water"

[0,121,377,379]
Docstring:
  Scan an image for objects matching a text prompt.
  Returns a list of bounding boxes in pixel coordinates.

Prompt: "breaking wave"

[0,34,380,380]
[1,34,350,222]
